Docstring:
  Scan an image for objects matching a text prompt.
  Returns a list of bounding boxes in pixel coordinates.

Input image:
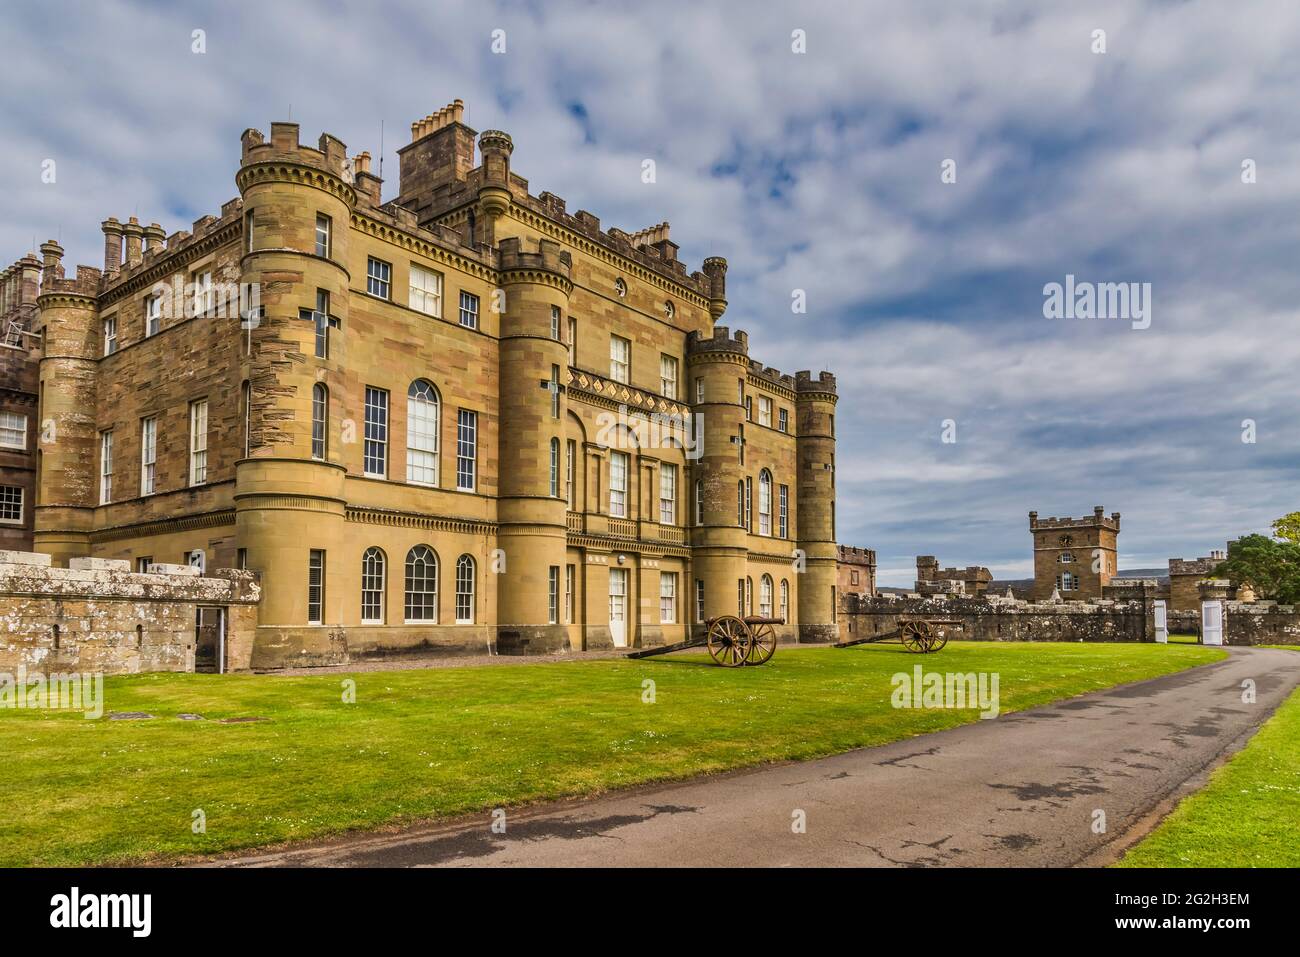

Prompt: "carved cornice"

[89,508,236,544]
[99,219,242,307]
[236,161,357,207]
[346,506,496,536]
[350,212,497,283]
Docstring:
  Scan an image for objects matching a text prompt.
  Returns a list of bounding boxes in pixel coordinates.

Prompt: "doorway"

[195,606,226,674]
[608,569,628,648]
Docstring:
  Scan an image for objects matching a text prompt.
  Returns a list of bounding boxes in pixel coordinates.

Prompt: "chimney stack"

[396,98,477,211]
[123,216,144,267]
[101,217,124,275]
[40,240,64,284]
[143,223,165,254]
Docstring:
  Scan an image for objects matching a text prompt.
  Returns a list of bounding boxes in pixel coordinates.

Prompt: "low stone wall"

[0,551,261,675]
[1222,601,1300,646]
[249,623,496,670]
[841,592,1150,644]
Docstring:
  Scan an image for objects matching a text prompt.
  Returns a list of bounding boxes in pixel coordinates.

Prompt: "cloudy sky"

[4,0,1297,586]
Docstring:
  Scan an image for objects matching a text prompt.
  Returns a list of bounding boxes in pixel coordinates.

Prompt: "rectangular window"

[187,549,206,574]
[140,417,157,495]
[609,451,628,517]
[145,294,162,337]
[311,289,336,359]
[565,439,576,508]
[103,315,117,356]
[192,271,213,316]
[136,556,153,573]
[0,485,22,524]
[778,407,789,433]
[189,399,208,486]
[410,263,443,317]
[779,484,789,538]
[695,378,704,403]
[659,464,676,525]
[609,335,630,384]
[565,564,575,624]
[245,209,255,254]
[366,257,391,299]
[0,412,27,450]
[237,549,247,570]
[567,316,577,365]
[308,549,325,624]
[744,395,752,421]
[744,476,752,530]
[759,396,772,427]
[548,566,559,624]
[660,572,677,624]
[660,355,678,399]
[695,579,705,624]
[456,409,477,491]
[363,387,389,477]
[312,385,328,461]
[550,305,561,340]
[315,214,331,258]
[550,364,561,419]
[459,290,479,329]
[99,431,113,504]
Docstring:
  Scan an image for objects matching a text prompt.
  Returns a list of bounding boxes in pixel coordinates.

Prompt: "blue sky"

[3,0,1297,586]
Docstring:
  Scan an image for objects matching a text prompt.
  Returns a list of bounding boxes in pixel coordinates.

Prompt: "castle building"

[27,100,838,668]
[1029,507,1120,600]
[0,253,41,551]
[914,555,991,596]
[1167,550,1227,612]
[837,544,876,598]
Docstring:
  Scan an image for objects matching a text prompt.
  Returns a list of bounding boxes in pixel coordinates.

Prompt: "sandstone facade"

[25,100,837,669]
[1029,506,1120,600]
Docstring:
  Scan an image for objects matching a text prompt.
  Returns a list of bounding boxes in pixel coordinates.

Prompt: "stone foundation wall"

[841,592,1149,644]
[0,550,260,675]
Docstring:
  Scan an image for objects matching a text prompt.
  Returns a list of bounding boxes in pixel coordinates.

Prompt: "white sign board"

[1201,600,1224,646]
[1153,600,1168,643]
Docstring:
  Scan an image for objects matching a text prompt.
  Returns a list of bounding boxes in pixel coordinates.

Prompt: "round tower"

[494,236,573,653]
[687,323,749,628]
[33,244,99,565]
[234,123,355,631]
[795,370,838,642]
[477,130,514,246]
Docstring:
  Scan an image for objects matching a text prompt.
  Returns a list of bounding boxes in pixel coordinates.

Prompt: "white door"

[1201,600,1224,645]
[1153,600,1168,643]
[609,569,628,648]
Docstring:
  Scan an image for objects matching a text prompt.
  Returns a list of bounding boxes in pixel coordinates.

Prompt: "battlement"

[1029,506,1120,532]
[1169,553,1225,576]
[496,236,572,279]
[838,545,876,565]
[794,370,838,396]
[240,123,351,181]
[687,326,749,357]
[747,360,796,391]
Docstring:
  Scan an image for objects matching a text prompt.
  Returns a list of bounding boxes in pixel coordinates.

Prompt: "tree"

[1213,531,1300,605]
[1272,511,1300,545]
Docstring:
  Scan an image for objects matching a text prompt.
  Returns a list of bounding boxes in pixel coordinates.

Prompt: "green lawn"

[1118,646,1300,868]
[0,641,1224,866]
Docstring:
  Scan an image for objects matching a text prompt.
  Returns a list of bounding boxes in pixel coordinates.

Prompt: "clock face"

[1059,534,1073,547]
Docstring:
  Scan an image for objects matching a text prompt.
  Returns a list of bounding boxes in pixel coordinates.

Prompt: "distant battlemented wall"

[0,551,260,675]
[840,591,1149,644]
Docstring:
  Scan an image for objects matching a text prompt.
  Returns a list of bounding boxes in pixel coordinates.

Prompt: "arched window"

[780,580,789,623]
[758,470,773,536]
[406,379,439,486]
[311,383,328,461]
[361,547,386,623]
[455,554,476,623]
[550,438,560,497]
[404,546,438,623]
[760,575,774,617]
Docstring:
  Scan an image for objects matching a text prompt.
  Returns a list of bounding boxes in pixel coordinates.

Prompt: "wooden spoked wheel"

[900,619,932,653]
[746,622,777,665]
[928,627,949,652]
[707,616,751,667]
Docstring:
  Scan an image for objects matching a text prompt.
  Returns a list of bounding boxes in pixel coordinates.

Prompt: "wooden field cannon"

[625,616,783,667]
[833,617,959,653]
